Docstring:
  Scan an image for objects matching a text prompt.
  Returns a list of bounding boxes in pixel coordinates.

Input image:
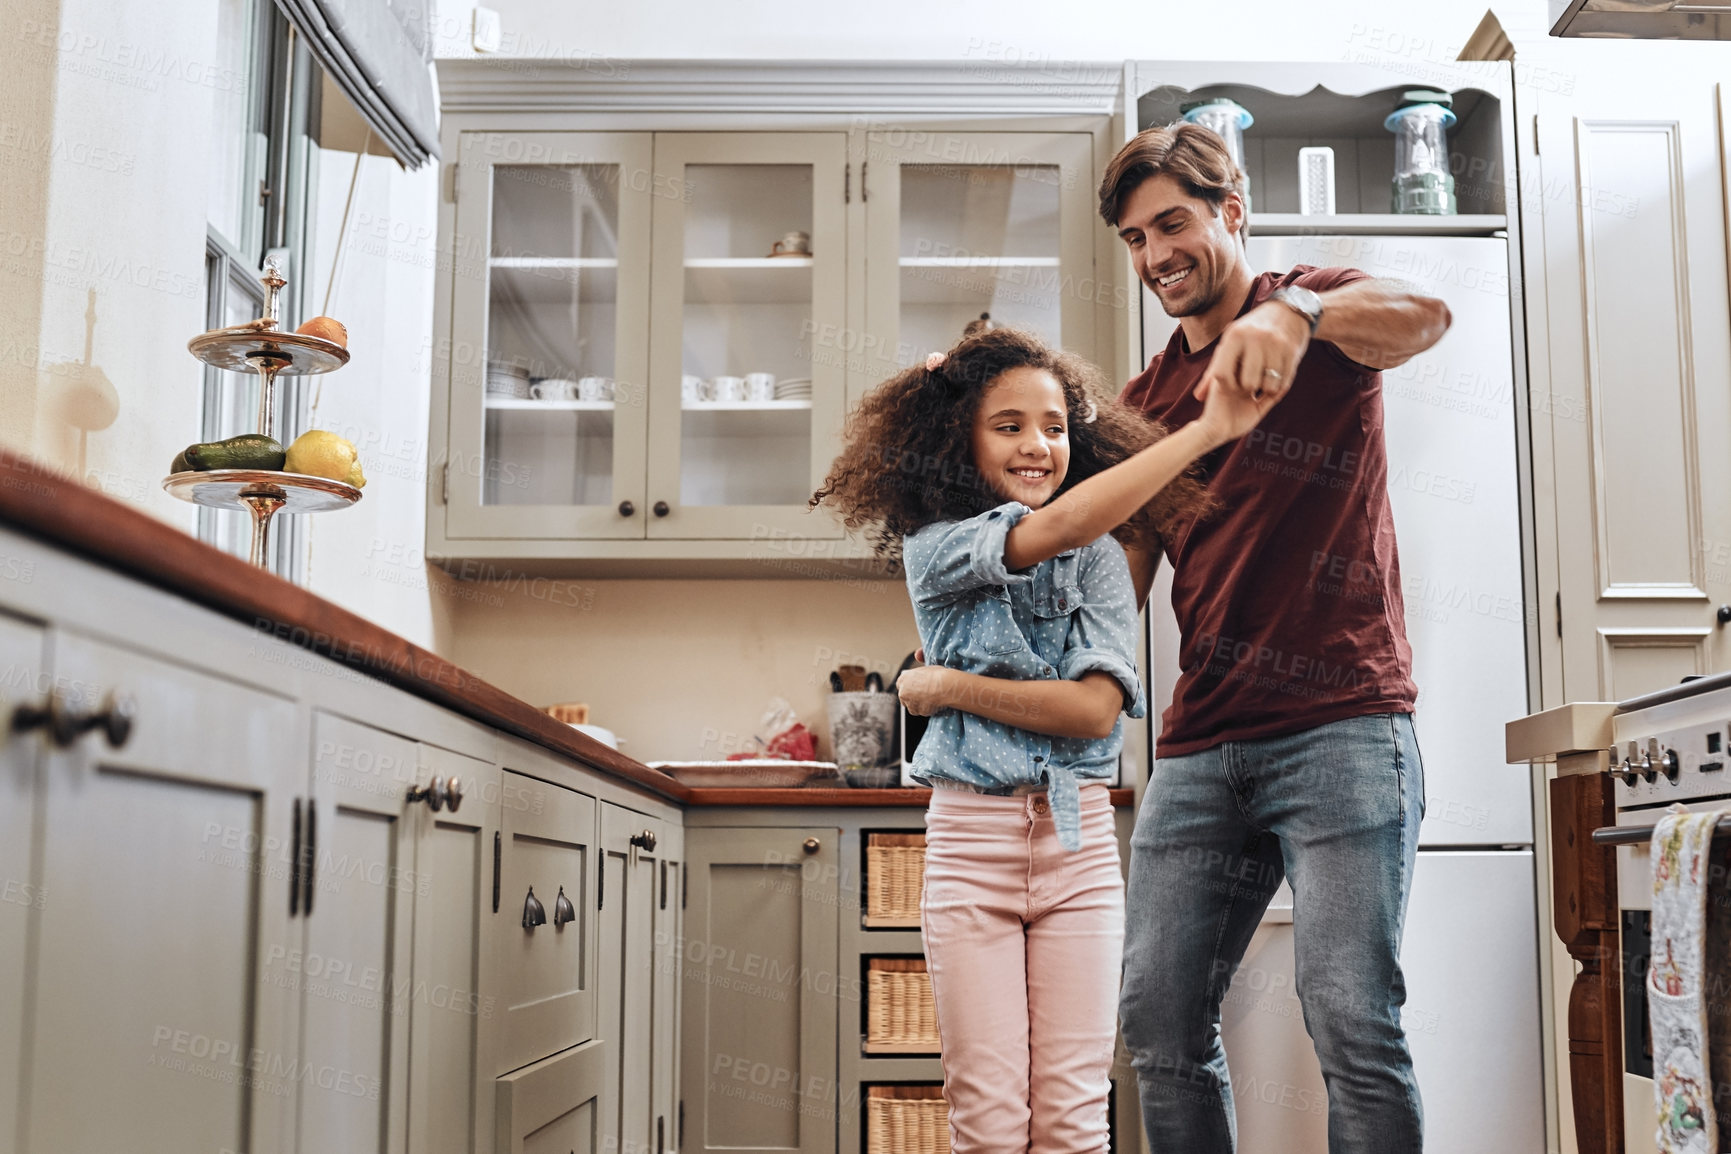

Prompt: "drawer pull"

[407,775,463,812]
[553,885,576,930]
[12,690,135,749]
[630,829,657,853]
[522,886,547,930]
[803,837,821,855]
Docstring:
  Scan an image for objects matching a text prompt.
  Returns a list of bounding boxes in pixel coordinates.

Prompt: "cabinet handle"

[12,690,135,749]
[1718,604,1731,626]
[653,501,670,517]
[407,775,462,812]
[493,831,502,913]
[302,802,317,917]
[631,829,657,853]
[553,885,576,929]
[290,798,303,918]
[803,837,820,855]
[618,500,635,517]
[522,886,547,930]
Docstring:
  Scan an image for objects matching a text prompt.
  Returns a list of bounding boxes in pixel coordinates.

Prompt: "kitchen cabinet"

[427,75,1114,570]
[597,803,682,1154]
[0,612,46,1149]
[680,825,839,1154]
[409,744,500,1154]
[21,630,303,1154]
[496,1039,607,1154]
[497,766,599,1076]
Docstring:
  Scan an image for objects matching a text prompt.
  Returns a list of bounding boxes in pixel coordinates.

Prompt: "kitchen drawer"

[496,1040,605,1154]
[498,770,597,1075]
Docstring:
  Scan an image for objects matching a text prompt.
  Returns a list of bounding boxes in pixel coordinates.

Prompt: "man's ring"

[1266,369,1282,380]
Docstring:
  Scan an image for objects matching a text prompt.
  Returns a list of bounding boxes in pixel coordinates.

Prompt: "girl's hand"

[896,666,952,717]
[1192,358,1283,447]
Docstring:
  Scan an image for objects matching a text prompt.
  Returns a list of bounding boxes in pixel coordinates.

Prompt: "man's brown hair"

[1097,121,1249,229]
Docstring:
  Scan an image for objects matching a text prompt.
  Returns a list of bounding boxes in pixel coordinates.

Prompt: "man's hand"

[896,666,952,717]
[1193,339,1286,446]
[1194,300,1310,408]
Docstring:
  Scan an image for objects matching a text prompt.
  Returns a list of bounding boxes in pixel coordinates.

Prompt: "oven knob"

[1620,759,1641,787]
[1641,757,1658,785]
[1663,748,1681,783]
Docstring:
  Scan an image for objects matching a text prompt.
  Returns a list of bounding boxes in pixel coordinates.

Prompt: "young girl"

[812,325,1272,1152]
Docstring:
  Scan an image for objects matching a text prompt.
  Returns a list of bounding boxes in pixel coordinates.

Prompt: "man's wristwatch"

[1269,284,1324,336]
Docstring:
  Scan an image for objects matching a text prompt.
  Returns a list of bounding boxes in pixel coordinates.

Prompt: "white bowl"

[570,723,618,749]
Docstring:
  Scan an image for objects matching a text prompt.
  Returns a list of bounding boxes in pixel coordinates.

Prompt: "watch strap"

[1270,284,1323,336]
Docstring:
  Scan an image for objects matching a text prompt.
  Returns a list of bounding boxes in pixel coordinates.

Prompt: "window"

[202,0,318,576]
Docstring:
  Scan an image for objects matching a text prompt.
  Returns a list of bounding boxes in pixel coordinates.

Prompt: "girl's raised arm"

[1002,366,1275,572]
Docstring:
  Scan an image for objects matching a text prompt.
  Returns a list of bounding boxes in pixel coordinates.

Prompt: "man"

[1102,122,1452,1153]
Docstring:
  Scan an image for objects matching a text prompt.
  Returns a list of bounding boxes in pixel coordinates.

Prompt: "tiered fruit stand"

[162,262,359,566]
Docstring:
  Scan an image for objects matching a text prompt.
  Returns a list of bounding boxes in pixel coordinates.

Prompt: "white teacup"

[744,372,776,402]
[712,375,747,403]
[770,230,811,257]
[529,378,576,401]
[682,374,708,404]
[577,376,614,403]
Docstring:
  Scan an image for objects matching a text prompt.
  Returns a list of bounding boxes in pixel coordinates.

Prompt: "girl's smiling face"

[970,366,1071,508]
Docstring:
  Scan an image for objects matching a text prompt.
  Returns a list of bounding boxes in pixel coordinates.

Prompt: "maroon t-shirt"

[1122,266,1417,757]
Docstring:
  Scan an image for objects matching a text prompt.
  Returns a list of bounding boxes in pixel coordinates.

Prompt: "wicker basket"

[866,833,926,926]
[866,1085,950,1154]
[866,958,940,1052]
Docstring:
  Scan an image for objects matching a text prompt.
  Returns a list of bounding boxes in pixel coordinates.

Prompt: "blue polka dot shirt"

[903,501,1147,851]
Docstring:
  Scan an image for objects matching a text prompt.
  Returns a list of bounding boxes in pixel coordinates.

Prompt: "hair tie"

[925,352,946,371]
[1083,399,1098,424]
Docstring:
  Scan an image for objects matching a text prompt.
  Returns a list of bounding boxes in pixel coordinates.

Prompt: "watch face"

[1275,285,1323,328]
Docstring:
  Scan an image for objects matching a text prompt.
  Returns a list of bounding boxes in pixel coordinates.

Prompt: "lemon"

[285,430,359,484]
[346,458,366,489]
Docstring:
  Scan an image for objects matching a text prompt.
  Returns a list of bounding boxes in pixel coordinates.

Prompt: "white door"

[448,131,654,540]
[408,745,499,1154]
[1142,232,1532,846]
[0,613,45,1147]
[25,631,300,1154]
[296,712,417,1154]
[646,132,848,540]
[860,130,1098,393]
[1534,77,1731,702]
[597,805,668,1154]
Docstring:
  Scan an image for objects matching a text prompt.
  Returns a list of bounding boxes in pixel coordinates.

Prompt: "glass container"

[1385,91,1458,215]
[1181,99,1254,211]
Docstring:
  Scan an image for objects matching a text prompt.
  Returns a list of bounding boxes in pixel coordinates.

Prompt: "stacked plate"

[486,362,531,399]
[775,377,812,402]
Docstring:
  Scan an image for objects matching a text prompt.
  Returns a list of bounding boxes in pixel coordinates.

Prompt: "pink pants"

[921,785,1124,1153]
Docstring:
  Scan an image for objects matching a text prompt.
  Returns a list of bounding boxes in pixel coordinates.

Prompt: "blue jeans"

[1119,712,1425,1154]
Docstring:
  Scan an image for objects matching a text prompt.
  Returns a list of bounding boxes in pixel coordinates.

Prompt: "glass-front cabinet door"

[861,132,1097,390]
[646,133,847,540]
[449,132,652,539]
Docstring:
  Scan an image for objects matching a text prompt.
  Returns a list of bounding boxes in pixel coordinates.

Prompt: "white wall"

[432,0,1541,63]
[0,0,447,650]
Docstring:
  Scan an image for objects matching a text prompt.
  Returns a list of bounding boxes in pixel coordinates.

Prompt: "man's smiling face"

[1116,172,1245,320]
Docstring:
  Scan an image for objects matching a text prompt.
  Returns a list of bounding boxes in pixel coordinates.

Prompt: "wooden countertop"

[0,451,1141,813]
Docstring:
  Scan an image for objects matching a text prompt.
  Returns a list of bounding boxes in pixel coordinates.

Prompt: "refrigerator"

[1137,233,1544,1152]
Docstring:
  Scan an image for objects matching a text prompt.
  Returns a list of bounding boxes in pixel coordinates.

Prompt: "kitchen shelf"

[485,398,617,412]
[899,257,1064,306]
[1249,213,1508,237]
[862,1041,939,1055]
[490,257,618,268]
[491,261,617,303]
[897,256,1060,268]
[862,915,921,929]
[680,399,811,439]
[684,257,812,304]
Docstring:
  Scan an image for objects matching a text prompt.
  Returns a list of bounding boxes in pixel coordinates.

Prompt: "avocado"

[170,450,189,474]
[183,434,286,472]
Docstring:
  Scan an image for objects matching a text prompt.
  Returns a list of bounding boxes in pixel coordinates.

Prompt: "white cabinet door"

[448,131,655,540]
[0,612,45,1147]
[1535,73,1731,699]
[25,630,301,1154]
[597,805,671,1154]
[409,745,500,1154]
[653,825,684,1154]
[498,770,598,1074]
[496,1039,606,1154]
[296,712,418,1154]
[860,130,1098,393]
[646,132,849,540]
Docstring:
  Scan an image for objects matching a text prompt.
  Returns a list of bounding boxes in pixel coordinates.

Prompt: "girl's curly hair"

[811,324,1214,560]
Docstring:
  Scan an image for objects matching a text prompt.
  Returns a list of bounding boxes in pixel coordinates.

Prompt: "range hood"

[1551,0,1731,38]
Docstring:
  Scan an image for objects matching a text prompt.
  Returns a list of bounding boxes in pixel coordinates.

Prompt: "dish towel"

[1650,804,1722,1153]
